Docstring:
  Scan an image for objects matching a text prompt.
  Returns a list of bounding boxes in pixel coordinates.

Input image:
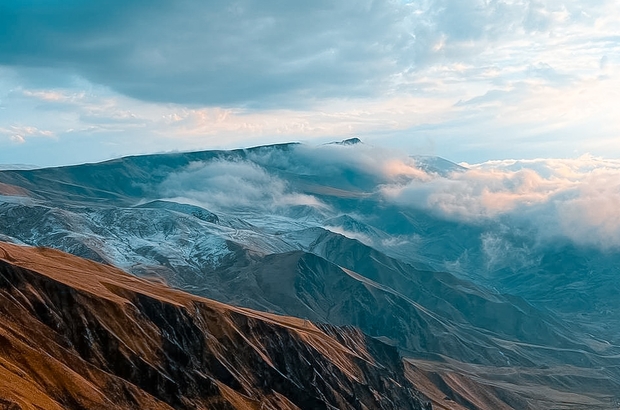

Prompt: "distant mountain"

[0,164,39,171]
[328,137,363,145]
[1,142,620,409]
[411,155,467,176]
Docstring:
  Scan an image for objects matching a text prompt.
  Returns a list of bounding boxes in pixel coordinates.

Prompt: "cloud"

[158,158,327,213]
[249,142,438,181]
[381,155,620,248]
[0,0,413,106]
[2,1,620,167]
[480,231,541,273]
[155,143,620,251]
[2,0,616,107]
[0,125,55,144]
[154,142,446,226]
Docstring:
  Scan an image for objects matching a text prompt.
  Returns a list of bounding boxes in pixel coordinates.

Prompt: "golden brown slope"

[0,241,431,410]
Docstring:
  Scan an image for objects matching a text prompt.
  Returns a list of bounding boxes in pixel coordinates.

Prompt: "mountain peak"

[328,137,362,146]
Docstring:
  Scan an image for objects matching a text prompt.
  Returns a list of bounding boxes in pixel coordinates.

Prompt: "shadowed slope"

[0,241,430,410]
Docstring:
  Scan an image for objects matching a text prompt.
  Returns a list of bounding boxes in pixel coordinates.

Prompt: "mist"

[154,143,620,254]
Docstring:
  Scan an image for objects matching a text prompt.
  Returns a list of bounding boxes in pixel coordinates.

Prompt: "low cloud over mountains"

[157,143,620,249]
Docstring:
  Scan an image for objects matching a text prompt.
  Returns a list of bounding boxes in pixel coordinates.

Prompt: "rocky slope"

[2,142,620,408]
[0,198,608,372]
[0,241,432,410]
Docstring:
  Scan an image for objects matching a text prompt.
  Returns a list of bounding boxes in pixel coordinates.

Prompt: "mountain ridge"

[0,241,432,410]
[1,142,620,409]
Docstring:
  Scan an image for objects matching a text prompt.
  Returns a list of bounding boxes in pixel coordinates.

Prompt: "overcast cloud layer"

[0,0,619,165]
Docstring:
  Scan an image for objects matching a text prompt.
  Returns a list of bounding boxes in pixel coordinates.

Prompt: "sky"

[1,0,619,167]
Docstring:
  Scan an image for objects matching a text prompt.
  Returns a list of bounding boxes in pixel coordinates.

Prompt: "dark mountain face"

[1,142,620,409]
[0,242,432,410]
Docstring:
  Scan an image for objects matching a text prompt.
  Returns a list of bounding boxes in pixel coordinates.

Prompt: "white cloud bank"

[159,159,327,213]
[383,154,620,248]
[157,143,620,249]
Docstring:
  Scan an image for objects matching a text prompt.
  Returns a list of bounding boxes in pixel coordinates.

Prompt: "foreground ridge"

[0,241,431,410]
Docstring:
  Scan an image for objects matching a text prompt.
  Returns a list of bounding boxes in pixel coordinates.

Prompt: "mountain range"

[1,140,619,409]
